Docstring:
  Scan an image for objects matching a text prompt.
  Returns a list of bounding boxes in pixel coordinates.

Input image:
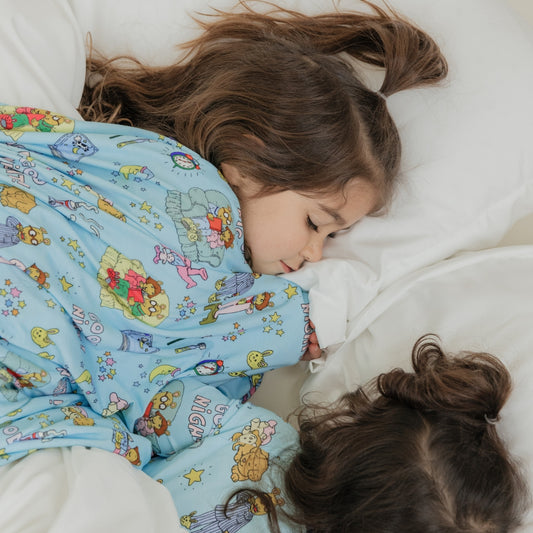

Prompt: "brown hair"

[280,335,529,532]
[78,2,447,210]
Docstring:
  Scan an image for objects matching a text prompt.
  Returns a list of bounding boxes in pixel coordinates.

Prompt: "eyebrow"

[319,203,347,226]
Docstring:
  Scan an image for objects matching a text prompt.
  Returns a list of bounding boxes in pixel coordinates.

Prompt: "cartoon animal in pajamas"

[200,292,274,325]
[207,272,260,302]
[0,216,50,248]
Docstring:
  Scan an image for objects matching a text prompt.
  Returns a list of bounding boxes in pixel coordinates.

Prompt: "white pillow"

[301,245,533,530]
[0,0,85,118]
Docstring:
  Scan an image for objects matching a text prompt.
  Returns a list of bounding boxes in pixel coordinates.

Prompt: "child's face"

[222,164,377,275]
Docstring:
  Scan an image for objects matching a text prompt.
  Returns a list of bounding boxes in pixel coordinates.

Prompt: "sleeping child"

[0,4,448,467]
[2,5,495,533]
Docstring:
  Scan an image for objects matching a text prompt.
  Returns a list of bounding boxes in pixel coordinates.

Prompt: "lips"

[280,261,294,274]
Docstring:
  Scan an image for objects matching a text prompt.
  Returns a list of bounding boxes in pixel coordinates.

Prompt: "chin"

[253,264,279,276]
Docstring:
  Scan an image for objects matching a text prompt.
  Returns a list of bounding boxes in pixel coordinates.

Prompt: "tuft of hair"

[282,334,529,532]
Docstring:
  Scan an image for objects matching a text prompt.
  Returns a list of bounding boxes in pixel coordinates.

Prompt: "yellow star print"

[68,239,79,251]
[59,276,73,292]
[284,283,298,299]
[140,201,152,213]
[184,468,204,486]
[269,312,281,322]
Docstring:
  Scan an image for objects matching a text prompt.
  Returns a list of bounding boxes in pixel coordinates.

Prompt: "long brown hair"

[281,335,528,532]
[78,2,447,210]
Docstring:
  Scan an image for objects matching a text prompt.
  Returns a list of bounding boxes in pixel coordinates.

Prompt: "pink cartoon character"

[153,244,207,289]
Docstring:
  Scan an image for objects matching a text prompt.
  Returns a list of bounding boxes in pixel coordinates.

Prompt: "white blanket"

[0,447,178,533]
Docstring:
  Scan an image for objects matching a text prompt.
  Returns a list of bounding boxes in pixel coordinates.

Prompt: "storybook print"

[0,105,311,469]
[143,384,303,533]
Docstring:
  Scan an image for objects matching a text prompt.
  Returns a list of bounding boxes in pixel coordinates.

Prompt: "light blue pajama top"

[0,105,308,532]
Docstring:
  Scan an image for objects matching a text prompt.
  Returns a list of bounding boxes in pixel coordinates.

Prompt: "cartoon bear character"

[61,406,95,426]
[231,430,270,482]
[250,487,285,515]
[0,185,36,213]
[151,390,180,411]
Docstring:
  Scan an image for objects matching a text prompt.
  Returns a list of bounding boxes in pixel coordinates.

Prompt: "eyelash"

[306,216,318,232]
[307,216,338,238]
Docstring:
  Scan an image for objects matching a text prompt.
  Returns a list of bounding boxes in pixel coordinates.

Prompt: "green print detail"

[165,187,235,267]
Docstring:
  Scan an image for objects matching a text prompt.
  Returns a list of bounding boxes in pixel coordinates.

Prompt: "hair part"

[79,2,447,211]
[281,335,529,532]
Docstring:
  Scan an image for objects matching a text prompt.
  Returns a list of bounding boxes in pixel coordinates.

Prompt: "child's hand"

[301,321,322,361]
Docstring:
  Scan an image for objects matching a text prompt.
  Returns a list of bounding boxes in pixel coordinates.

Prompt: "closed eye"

[306,216,318,232]
[328,226,353,239]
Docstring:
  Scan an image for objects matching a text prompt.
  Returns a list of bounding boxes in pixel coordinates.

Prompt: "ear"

[220,163,246,189]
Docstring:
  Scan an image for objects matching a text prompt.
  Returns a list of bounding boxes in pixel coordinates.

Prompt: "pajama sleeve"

[0,393,152,468]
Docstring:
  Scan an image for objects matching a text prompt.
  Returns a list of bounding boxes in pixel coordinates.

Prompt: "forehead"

[312,181,378,223]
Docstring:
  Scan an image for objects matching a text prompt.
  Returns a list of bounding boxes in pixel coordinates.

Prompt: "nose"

[302,235,324,263]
